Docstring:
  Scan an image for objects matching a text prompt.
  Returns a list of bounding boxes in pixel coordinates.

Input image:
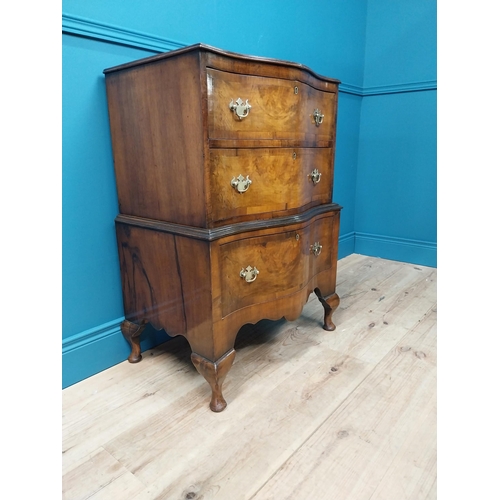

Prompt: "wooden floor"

[62,254,437,500]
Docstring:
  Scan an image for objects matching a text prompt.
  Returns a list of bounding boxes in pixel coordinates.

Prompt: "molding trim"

[62,13,187,53]
[362,80,437,96]
[62,317,124,354]
[62,14,435,97]
[116,203,342,241]
[62,316,170,388]
[340,80,437,97]
[338,231,355,259]
[355,232,436,268]
[338,83,364,96]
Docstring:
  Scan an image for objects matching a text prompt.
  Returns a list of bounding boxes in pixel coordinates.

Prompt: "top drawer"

[207,69,336,144]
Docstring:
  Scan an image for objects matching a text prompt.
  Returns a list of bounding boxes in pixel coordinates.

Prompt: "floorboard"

[62,254,437,500]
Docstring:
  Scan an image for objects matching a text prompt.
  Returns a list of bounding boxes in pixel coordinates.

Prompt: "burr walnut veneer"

[104,44,341,412]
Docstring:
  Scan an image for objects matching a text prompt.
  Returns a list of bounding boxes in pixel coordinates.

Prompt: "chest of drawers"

[104,44,341,412]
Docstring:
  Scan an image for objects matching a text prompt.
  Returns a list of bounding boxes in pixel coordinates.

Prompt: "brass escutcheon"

[240,266,259,283]
[231,174,252,193]
[309,168,321,185]
[313,108,324,126]
[229,98,252,120]
[311,242,322,256]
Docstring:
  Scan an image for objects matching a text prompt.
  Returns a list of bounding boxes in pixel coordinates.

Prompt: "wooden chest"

[104,44,342,411]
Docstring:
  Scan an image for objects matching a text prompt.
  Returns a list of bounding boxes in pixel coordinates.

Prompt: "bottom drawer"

[219,212,337,318]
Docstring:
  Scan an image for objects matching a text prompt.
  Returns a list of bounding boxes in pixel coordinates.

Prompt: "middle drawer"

[208,147,333,225]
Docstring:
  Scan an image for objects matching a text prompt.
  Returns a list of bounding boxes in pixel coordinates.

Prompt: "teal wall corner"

[355,232,436,268]
[354,90,437,249]
[62,318,171,388]
[338,232,355,260]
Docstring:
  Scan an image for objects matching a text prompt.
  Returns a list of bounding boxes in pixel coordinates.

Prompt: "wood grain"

[104,43,341,89]
[115,209,339,362]
[62,448,144,500]
[252,306,437,500]
[208,68,336,143]
[62,335,195,476]
[105,42,342,411]
[104,44,339,227]
[62,255,437,499]
[105,50,207,226]
[208,147,333,224]
[219,215,333,317]
[115,203,341,241]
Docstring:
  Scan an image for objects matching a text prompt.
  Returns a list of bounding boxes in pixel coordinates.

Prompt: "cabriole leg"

[120,319,147,363]
[314,288,340,331]
[191,349,236,412]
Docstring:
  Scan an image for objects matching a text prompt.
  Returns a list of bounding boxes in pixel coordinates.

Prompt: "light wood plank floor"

[62,254,437,500]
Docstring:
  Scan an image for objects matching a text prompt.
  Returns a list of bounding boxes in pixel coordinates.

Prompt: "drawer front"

[207,69,336,142]
[219,215,334,317]
[309,214,334,278]
[209,148,333,224]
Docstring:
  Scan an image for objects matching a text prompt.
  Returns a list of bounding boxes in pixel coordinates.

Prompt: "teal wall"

[355,0,437,266]
[62,0,436,387]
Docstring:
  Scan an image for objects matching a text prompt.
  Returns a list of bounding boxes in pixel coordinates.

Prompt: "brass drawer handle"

[309,168,321,185]
[231,174,252,193]
[240,266,259,283]
[229,98,252,120]
[313,108,324,126]
[311,242,322,256]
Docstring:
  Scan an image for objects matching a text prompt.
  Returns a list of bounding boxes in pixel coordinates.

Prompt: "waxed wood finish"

[62,255,437,500]
[115,208,339,361]
[116,225,189,333]
[104,44,339,228]
[105,43,341,89]
[202,48,340,92]
[104,43,342,412]
[116,223,216,360]
[105,50,207,227]
[207,68,336,142]
[191,349,236,412]
[208,147,333,224]
[220,214,334,317]
[115,203,341,242]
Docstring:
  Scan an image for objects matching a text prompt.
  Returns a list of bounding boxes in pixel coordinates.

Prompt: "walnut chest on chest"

[104,44,342,412]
